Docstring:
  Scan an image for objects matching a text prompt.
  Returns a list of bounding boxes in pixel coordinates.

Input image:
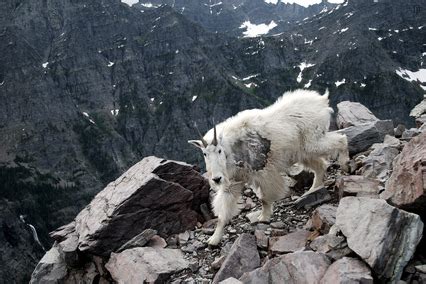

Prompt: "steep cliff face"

[0,0,425,281]
[135,0,338,36]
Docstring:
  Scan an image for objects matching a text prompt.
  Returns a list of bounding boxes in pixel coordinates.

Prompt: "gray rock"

[320,257,373,284]
[310,235,352,260]
[254,230,268,249]
[57,232,80,267]
[336,175,380,199]
[105,247,189,283]
[200,203,213,221]
[270,230,310,254]
[336,197,424,282]
[359,136,400,182]
[416,114,426,128]
[30,244,68,284]
[178,231,190,245]
[394,124,406,138]
[294,187,332,210]
[381,131,426,211]
[246,210,261,224]
[219,277,243,284]
[213,233,260,283]
[401,128,421,140]
[337,120,394,155]
[311,204,337,234]
[116,228,157,253]
[336,101,379,129]
[240,251,331,284]
[54,157,209,255]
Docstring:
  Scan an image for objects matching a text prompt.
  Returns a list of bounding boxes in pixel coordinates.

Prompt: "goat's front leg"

[208,188,240,246]
[258,200,273,222]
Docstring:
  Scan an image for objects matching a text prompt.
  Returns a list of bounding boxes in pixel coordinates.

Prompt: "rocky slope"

[134,0,338,36]
[30,100,426,283]
[1,0,425,280]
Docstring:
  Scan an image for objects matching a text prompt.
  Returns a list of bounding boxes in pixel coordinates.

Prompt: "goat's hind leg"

[303,157,328,194]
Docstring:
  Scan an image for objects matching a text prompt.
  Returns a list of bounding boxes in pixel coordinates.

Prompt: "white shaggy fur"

[189,89,349,245]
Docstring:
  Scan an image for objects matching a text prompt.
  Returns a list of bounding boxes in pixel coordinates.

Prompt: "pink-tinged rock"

[336,175,380,199]
[270,230,310,254]
[336,101,379,129]
[105,247,189,283]
[240,251,331,284]
[311,204,337,234]
[320,257,373,284]
[336,197,423,283]
[213,234,260,283]
[51,156,210,256]
[381,132,426,211]
[147,235,167,248]
[359,135,400,182]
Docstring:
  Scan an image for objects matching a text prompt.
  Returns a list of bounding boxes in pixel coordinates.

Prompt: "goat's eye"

[218,149,222,154]
[203,153,207,157]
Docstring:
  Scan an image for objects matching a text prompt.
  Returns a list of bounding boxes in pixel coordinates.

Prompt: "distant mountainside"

[0,0,424,281]
[134,0,338,36]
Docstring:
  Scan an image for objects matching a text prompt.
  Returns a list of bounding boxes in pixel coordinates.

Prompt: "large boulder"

[311,204,337,234]
[239,251,331,284]
[381,132,426,211]
[51,156,209,256]
[105,247,189,283]
[320,257,373,284]
[269,230,310,254]
[336,101,379,129]
[336,120,394,155]
[213,233,260,283]
[336,197,424,283]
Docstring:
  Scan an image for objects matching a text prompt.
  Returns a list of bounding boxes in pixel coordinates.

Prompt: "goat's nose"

[212,177,222,184]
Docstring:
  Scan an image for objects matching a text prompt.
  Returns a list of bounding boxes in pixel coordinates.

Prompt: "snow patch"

[42,62,49,68]
[108,61,115,67]
[339,27,348,33]
[297,62,315,83]
[111,109,119,116]
[368,27,378,31]
[192,95,197,102]
[335,79,346,87]
[240,21,277,38]
[304,80,312,88]
[121,0,138,6]
[242,74,260,81]
[396,68,426,84]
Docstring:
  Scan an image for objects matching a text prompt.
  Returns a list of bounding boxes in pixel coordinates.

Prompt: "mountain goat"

[189,89,349,245]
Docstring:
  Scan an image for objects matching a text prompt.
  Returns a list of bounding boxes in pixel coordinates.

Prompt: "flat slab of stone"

[336,101,379,129]
[320,257,373,284]
[240,251,331,284]
[105,247,189,283]
[295,187,331,210]
[381,131,426,211]
[336,175,380,199]
[213,233,260,283]
[336,197,424,282]
[337,120,394,155]
[116,228,157,253]
[270,230,310,254]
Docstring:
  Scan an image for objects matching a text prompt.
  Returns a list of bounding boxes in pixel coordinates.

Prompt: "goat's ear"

[188,140,204,149]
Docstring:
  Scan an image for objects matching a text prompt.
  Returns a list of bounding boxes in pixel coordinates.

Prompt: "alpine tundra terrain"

[0,0,425,282]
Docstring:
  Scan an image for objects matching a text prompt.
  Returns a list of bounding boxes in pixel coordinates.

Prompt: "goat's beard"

[209,176,231,192]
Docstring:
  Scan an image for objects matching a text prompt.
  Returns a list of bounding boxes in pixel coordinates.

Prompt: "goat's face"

[188,125,230,190]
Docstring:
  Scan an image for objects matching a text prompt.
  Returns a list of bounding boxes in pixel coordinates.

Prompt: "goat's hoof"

[207,235,221,246]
